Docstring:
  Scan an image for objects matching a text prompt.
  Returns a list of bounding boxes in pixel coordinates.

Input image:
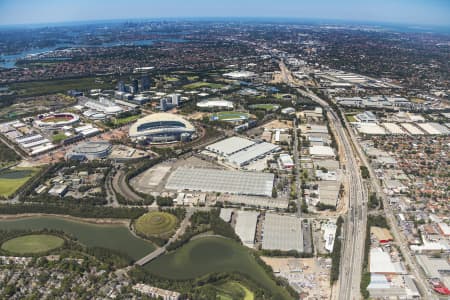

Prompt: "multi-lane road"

[279,61,367,299]
[279,60,432,299]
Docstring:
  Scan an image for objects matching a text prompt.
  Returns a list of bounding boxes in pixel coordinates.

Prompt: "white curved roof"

[196,100,233,109]
[129,113,195,138]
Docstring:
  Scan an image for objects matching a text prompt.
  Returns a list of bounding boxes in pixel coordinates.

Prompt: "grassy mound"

[1,234,64,254]
[214,281,254,300]
[135,211,178,238]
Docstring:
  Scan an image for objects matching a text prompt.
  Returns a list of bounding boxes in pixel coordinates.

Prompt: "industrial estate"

[0,8,449,300]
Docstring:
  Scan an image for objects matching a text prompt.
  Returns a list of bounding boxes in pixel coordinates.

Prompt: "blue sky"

[0,0,449,26]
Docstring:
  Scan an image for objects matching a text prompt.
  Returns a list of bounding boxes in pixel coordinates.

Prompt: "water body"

[0,216,155,260]
[0,38,187,69]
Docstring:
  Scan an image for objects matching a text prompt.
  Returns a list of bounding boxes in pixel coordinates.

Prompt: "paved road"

[113,169,143,202]
[292,118,303,218]
[346,124,433,299]
[280,61,367,299]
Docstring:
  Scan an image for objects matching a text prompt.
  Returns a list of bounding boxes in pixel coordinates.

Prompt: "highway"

[344,120,433,299]
[279,61,368,299]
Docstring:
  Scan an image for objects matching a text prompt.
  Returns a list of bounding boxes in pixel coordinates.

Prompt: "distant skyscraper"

[118,81,125,92]
[140,75,150,90]
[160,98,168,111]
[132,79,139,94]
[169,93,181,106]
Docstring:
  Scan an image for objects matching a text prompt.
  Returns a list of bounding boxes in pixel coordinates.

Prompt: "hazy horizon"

[0,0,449,28]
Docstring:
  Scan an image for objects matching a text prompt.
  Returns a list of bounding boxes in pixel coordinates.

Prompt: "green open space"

[346,115,357,122]
[52,132,68,143]
[163,76,180,82]
[213,281,254,300]
[135,211,178,238]
[0,216,155,260]
[145,237,292,300]
[113,114,141,126]
[249,104,279,111]
[1,234,64,254]
[183,82,224,90]
[9,77,115,97]
[211,111,250,121]
[0,167,39,198]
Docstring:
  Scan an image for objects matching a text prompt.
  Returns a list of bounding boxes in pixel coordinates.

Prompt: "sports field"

[135,211,178,238]
[145,237,293,300]
[211,111,250,121]
[1,234,64,254]
[183,82,224,90]
[249,104,279,111]
[0,167,39,198]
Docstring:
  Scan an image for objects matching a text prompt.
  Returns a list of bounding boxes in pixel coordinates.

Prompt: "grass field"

[214,281,254,300]
[135,211,178,238]
[183,82,224,90]
[52,133,68,143]
[145,237,292,300]
[211,111,250,121]
[0,217,155,260]
[0,167,39,198]
[113,114,141,126]
[249,104,280,111]
[9,77,115,97]
[163,76,180,82]
[346,115,357,122]
[1,234,64,254]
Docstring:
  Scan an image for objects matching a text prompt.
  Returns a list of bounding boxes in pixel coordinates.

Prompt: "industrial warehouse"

[129,113,196,143]
[205,136,280,168]
[165,167,275,197]
[262,214,304,252]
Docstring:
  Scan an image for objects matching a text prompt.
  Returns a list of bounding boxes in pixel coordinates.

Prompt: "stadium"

[129,113,196,143]
[35,113,80,128]
[66,141,112,160]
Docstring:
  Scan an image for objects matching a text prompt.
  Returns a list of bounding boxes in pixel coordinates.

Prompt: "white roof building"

[262,214,304,252]
[196,99,233,109]
[235,211,259,248]
[309,146,335,158]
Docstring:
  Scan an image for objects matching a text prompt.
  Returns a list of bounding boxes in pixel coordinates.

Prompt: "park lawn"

[187,76,199,81]
[113,114,141,125]
[9,77,115,97]
[249,104,279,111]
[346,115,357,122]
[135,211,178,238]
[164,76,180,82]
[183,82,224,90]
[0,167,39,198]
[52,133,68,143]
[1,234,64,254]
[215,281,254,300]
[145,237,292,300]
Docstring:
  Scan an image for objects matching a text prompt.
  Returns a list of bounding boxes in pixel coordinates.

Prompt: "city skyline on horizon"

[0,0,449,28]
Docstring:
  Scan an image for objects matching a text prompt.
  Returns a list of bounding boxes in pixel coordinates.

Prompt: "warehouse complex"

[205,136,280,168]
[165,167,275,197]
[262,214,304,252]
[235,210,259,248]
[129,113,195,143]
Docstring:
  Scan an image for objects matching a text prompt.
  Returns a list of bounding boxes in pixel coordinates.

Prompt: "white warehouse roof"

[309,145,335,157]
[262,214,304,252]
[206,137,255,156]
[235,210,259,248]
